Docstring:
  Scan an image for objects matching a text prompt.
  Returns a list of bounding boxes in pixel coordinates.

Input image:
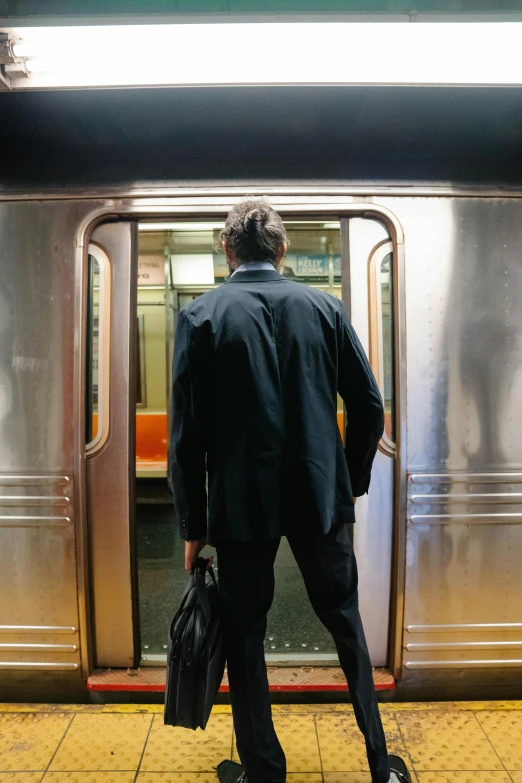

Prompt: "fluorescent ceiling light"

[5,22,522,90]
[281,221,340,226]
[138,221,340,231]
[139,222,224,231]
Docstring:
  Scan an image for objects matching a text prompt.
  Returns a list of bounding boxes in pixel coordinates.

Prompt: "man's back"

[171,200,408,783]
[170,267,384,544]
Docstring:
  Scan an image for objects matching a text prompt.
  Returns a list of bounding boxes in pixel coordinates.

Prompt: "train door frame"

[77,200,406,678]
[84,221,140,671]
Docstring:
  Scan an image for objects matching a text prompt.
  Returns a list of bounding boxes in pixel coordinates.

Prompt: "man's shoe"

[217,759,246,783]
[388,754,411,783]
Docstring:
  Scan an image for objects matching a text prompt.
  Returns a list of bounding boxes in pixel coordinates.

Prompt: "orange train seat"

[95,411,346,473]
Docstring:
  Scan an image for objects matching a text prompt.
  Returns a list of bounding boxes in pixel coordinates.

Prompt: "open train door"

[347,217,399,670]
[85,220,139,668]
[84,208,402,693]
[132,213,401,674]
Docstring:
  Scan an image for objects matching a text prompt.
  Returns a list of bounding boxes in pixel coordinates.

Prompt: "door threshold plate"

[87,666,395,692]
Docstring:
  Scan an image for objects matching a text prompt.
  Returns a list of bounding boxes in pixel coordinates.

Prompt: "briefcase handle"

[192,557,218,626]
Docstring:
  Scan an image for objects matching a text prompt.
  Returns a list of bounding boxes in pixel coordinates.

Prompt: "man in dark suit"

[170,200,410,783]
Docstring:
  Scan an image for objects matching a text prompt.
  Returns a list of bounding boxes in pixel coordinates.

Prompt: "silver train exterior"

[0,189,521,700]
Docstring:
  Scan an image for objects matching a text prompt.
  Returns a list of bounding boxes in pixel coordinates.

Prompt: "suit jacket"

[169,268,384,543]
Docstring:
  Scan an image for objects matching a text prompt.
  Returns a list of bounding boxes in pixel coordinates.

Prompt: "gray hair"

[220,199,288,265]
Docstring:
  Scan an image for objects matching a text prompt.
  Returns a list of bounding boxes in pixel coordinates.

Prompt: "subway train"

[1,78,522,702]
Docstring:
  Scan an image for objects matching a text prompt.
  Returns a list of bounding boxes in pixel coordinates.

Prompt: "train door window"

[368,240,396,452]
[135,219,345,664]
[85,254,99,443]
[136,315,147,407]
[381,252,395,443]
[86,243,111,452]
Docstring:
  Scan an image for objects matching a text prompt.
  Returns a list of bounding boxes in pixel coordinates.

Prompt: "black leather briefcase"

[164,557,225,730]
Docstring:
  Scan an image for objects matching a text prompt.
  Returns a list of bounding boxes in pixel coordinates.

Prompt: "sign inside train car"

[287,253,341,281]
[138,255,165,286]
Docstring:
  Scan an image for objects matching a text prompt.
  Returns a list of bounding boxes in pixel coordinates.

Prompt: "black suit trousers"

[216,524,390,783]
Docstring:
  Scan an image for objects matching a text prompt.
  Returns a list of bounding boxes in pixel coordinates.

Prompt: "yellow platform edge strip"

[0,700,522,714]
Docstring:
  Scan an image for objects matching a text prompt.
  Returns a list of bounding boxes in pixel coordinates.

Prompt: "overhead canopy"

[1,85,522,191]
[1,0,521,23]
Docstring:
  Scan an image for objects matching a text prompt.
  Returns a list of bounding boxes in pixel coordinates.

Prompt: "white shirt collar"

[230,261,276,278]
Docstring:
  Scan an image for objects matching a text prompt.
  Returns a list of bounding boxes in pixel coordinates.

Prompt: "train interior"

[86,216,394,675]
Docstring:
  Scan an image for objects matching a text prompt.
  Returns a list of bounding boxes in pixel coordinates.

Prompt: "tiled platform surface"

[1,701,522,782]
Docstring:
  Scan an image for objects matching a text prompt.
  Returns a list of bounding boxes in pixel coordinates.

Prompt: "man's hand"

[185,537,209,572]
[353,497,357,506]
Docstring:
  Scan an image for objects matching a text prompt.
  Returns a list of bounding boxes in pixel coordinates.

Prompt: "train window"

[85,254,99,443]
[381,252,395,443]
[86,243,111,453]
[136,314,147,408]
[369,240,395,452]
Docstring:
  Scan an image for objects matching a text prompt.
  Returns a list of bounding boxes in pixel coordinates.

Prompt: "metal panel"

[0,202,80,473]
[380,196,522,674]
[384,197,522,474]
[0,475,80,670]
[0,199,109,680]
[87,221,138,668]
[403,471,522,670]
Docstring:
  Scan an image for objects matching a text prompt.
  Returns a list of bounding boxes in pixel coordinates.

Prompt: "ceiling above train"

[1,0,522,20]
[1,2,522,190]
[2,84,522,190]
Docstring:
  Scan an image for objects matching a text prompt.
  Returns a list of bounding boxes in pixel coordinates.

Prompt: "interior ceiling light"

[139,222,225,231]
[2,22,522,91]
[138,221,340,231]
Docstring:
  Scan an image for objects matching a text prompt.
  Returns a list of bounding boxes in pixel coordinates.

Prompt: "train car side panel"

[383,196,522,684]
[0,200,106,692]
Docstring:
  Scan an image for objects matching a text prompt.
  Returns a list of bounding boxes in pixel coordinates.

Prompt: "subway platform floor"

[0,701,521,782]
